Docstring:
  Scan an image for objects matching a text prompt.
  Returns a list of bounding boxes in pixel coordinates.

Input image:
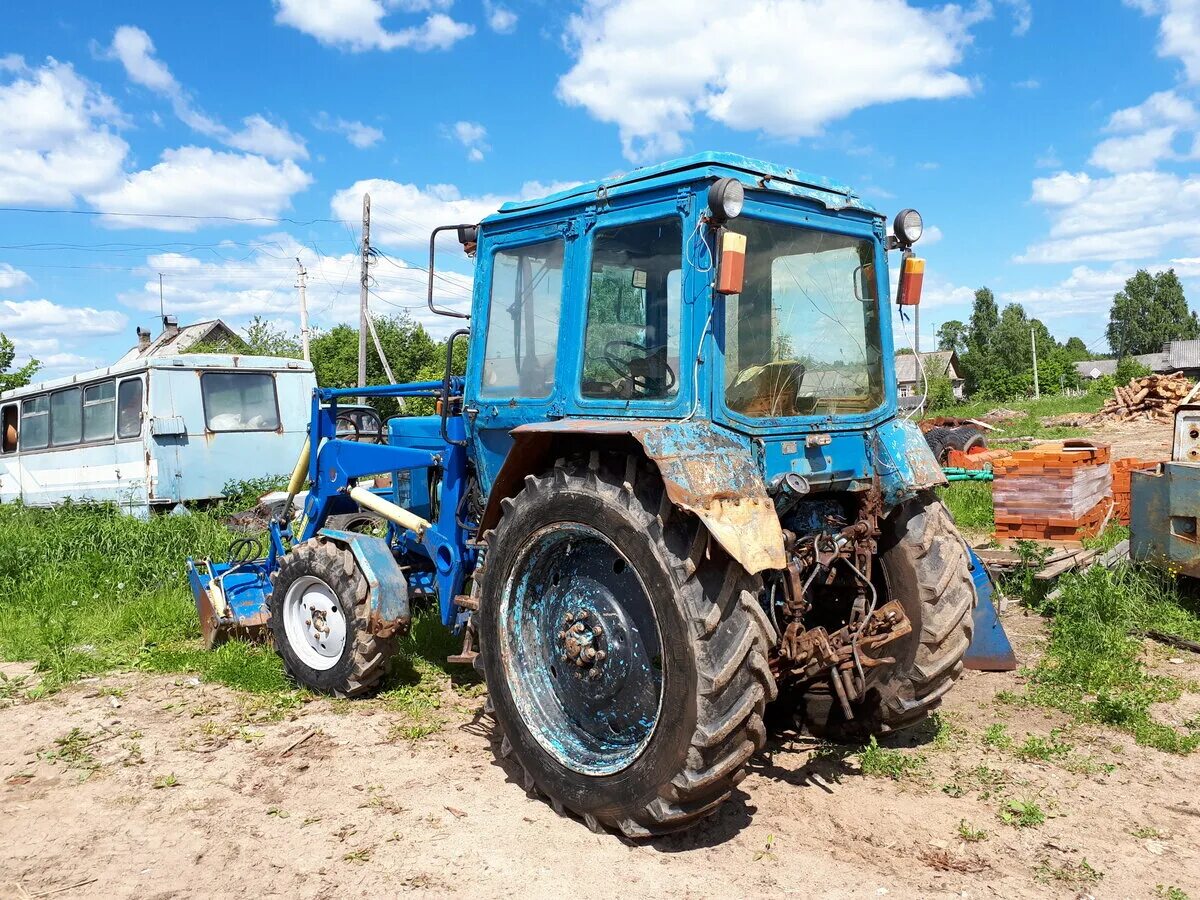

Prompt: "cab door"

[465,222,574,493]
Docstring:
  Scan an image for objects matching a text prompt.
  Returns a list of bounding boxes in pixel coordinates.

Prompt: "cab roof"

[486,151,881,223]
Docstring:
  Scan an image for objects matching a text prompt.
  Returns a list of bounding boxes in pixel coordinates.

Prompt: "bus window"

[50,387,82,447]
[201,372,280,431]
[83,380,116,442]
[1,404,15,453]
[117,378,144,439]
[20,396,49,450]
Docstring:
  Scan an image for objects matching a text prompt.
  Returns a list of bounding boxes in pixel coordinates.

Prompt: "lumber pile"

[992,441,1112,543]
[1099,372,1193,422]
[1111,457,1162,525]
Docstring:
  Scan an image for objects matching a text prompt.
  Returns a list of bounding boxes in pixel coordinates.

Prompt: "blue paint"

[320,528,411,632]
[1131,462,1200,577]
[962,548,1018,672]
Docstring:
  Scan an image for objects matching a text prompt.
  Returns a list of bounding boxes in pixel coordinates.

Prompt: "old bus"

[0,355,316,516]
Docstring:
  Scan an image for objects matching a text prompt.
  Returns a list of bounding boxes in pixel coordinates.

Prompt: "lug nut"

[563,613,574,624]
[583,647,596,661]
[592,626,603,636]
[579,611,589,620]
[572,622,585,633]
[595,650,607,661]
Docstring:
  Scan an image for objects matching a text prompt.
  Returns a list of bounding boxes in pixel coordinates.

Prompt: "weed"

[998,799,1045,828]
[342,847,373,863]
[152,773,179,789]
[267,807,289,818]
[1015,729,1074,763]
[1133,825,1168,839]
[388,721,441,742]
[300,816,323,828]
[956,820,987,842]
[754,834,777,862]
[1034,857,1102,886]
[1157,886,1189,900]
[982,723,1013,751]
[0,672,29,701]
[857,736,925,780]
[40,727,98,772]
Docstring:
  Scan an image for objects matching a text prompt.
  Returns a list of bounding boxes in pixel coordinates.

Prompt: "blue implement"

[963,547,1018,671]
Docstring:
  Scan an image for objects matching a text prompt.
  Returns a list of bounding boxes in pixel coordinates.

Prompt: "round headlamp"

[707,178,744,222]
[893,208,923,246]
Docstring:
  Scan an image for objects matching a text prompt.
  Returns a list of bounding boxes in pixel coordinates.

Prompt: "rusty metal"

[477,419,787,574]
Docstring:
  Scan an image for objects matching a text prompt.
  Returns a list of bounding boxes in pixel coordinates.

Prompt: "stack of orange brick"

[945,448,1011,470]
[992,442,1112,543]
[1111,457,1161,525]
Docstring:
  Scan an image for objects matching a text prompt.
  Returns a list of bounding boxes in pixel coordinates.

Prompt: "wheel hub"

[557,611,607,677]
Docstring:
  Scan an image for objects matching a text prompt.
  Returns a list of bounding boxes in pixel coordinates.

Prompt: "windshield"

[722,218,884,418]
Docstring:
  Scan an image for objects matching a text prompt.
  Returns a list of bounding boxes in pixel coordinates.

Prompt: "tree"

[936,319,968,354]
[1106,268,1199,356]
[1063,336,1091,362]
[0,332,39,391]
[243,316,302,357]
[958,287,999,394]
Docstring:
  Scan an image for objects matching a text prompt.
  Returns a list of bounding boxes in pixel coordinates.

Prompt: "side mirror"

[897,254,924,307]
[716,230,746,295]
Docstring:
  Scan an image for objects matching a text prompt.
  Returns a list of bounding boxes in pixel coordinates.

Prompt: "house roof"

[115,319,240,365]
[1166,340,1200,369]
[1075,351,1171,378]
[894,350,959,384]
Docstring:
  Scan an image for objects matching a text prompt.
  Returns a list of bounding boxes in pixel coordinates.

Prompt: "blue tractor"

[191,153,990,836]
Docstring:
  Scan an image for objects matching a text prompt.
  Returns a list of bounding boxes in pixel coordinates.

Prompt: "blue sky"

[0,0,1197,379]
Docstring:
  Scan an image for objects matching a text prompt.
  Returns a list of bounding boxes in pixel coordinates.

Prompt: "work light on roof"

[893,208,923,246]
[707,178,744,222]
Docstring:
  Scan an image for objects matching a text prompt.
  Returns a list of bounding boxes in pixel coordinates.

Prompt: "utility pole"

[295,258,310,361]
[1031,326,1041,399]
[914,304,920,356]
[358,193,371,400]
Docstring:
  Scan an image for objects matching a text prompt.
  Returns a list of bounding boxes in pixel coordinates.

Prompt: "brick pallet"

[992,442,1112,544]
[1111,457,1161,526]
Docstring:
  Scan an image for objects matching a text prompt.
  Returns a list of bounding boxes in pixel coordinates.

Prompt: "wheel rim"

[282,575,347,671]
[499,523,664,776]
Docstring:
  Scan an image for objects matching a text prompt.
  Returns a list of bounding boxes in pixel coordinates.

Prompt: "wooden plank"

[1035,548,1099,581]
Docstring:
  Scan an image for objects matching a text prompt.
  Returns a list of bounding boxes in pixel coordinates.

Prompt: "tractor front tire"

[478,453,777,838]
[269,538,395,697]
[801,495,976,740]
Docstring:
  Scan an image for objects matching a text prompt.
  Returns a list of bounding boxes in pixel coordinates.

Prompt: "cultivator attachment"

[187,556,272,649]
[963,547,1017,672]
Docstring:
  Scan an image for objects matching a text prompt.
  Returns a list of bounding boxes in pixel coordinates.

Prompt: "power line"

[0,205,350,226]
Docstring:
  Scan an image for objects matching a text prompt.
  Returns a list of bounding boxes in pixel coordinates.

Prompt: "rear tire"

[801,496,975,740]
[924,426,953,464]
[947,425,986,455]
[478,453,777,837]
[269,538,395,697]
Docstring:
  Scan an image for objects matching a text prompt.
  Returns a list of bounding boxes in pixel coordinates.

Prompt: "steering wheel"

[336,408,384,443]
[602,340,677,395]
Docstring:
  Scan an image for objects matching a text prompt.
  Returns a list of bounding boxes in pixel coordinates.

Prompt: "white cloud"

[104,26,307,161]
[1125,0,1200,82]
[557,0,985,162]
[922,225,944,245]
[448,120,488,161]
[313,112,384,148]
[86,146,313,230]
[1088,126,1178,172]
[1012,78,1040,90]
[330,178,583,251]
[0,57,129,204]
[0,298,127,335]
[273,0,473,52]
[484,0,518,33]
[120,234,473,337]
[1105,89,1197,131]
[1000,0,1033,36]
[0,264,32,291]
[1020,170,1200,262]
[1003,264,1133,315]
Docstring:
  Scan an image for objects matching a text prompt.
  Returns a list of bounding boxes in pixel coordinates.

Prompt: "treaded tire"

[923,426,953,465]
[802,495,975,741]
[478,452,778,838]
[946,426,986,455]
[269,538,395,697]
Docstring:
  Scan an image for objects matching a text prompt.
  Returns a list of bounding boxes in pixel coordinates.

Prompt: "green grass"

[1024,562,1200,753]
[939,482,994,532]
[857,736,926,780]
[929,392,1104,442]
[997,798,1046,828]
[0,501,467,715]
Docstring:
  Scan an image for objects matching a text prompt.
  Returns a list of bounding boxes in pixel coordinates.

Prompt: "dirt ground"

[3,615,1198,900]
[1081,417,1174,461]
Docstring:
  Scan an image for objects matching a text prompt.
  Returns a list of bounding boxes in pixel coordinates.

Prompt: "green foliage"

[936,319,968,354]
[243,316,303,357]
[924,373,956,411]
[1115,355,1152,384]
[938,482,994,532]
[997,798,1045,828]
[981,723,1013,750]
[1024,562,1200,753]
[1107,269,1198,355]
[0,331,40,391]
[857,736,925,779]
[956,820,988,842]
[1063,336,1092,362]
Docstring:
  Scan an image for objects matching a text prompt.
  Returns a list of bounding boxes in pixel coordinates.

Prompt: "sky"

[1,0,1200,380]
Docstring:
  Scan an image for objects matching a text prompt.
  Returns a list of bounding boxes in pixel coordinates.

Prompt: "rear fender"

[319,529,411,638]
[478,420,786,574]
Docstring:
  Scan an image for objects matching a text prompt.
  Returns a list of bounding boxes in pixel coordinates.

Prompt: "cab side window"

[480,239,564,399]
[117,378,144,439]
